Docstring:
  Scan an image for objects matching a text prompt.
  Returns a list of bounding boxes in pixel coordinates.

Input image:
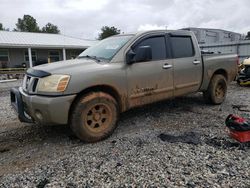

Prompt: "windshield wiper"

[78,55,100,62]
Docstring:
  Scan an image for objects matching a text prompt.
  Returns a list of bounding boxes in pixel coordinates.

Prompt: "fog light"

[35,110,43,121]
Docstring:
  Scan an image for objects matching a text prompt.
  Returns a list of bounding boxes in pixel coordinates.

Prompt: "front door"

[126,35,174,108]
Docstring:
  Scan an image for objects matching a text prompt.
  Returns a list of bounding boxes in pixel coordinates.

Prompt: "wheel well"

[213,69,228,81]
[68,85,123,123]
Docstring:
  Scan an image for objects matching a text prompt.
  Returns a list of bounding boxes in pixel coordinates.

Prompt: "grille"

[22,74,39,93]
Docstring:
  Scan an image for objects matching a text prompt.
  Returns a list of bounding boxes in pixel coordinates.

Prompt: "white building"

[0,31,97,68]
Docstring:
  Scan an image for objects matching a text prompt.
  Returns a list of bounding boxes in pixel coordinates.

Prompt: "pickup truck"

[10,30,238,142]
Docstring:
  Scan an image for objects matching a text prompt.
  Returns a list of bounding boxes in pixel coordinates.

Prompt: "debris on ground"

[232,104,250,112]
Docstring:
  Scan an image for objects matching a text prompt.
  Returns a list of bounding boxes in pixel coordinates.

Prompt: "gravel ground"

[0,81,249,187]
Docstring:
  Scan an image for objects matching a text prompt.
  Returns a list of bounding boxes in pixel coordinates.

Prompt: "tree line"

[2,15,250,40]
[0,15,60,34]
[0,14,121,39]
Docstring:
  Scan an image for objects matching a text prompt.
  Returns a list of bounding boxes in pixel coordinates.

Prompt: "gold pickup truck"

[11,30,238,142]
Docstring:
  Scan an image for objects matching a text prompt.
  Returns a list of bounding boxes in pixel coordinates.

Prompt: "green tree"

[15,15,40,32]
[41,23,60,34]
[98,26,120,40]
[246,31,250,40]
[0,23,4,30]
[0,23,9,31]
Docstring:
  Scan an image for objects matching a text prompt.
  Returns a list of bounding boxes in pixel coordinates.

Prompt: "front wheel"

[70,92,118,142]
[203,74,227,104]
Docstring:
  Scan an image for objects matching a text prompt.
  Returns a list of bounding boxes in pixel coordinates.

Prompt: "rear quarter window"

[170,36,195,58]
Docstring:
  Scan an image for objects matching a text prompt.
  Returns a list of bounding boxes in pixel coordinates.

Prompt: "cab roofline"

[115,29,193,37]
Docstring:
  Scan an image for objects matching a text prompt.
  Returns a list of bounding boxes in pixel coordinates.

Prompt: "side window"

[49,51,60,62]
[0,49,9,61]
[134,36,166,61]
[170,36,194,58]
[24,50,37,62]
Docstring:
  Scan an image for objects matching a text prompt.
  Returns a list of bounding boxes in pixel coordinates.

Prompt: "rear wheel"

[203,74,227,104]
[70,92,118,142]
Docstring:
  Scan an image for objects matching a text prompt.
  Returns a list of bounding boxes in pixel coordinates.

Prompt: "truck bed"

[200,53,238,91]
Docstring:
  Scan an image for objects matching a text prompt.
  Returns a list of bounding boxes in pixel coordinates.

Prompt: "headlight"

[37,74,70,92]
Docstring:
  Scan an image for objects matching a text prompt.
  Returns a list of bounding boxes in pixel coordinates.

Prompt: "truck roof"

[117,29,193,37]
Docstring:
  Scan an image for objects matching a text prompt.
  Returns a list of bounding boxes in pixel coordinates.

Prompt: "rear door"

[170,35,203,96]
[127,34,174,108]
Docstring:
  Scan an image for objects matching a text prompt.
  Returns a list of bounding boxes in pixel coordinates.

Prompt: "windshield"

[78,35,133,61]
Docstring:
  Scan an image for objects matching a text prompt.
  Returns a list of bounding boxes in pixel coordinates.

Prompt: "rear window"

[170,36,194,58]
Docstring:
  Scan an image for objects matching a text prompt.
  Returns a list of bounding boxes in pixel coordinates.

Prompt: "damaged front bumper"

[10,87,76,125]
[10,87,34,123]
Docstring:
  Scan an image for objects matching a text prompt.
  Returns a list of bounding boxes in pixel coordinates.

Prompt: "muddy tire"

[203,74,227,104]
[70,92,118,142]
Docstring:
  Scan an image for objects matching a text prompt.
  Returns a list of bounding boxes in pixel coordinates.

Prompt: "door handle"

[193,60,201,65]
[162,64,172,69]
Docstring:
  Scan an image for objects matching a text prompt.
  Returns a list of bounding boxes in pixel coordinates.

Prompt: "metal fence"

[0,67,26,74]
[0,68,26,80]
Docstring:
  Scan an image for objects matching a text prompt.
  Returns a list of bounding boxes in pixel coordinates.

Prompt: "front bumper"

[10,87,76,125]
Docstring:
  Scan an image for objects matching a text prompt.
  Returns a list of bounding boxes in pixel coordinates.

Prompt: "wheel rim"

[83,103,112,133]
[215,83,225,98]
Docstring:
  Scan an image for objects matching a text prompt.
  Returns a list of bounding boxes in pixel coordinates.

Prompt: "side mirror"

[135,46,152,62]
[126,49,136,64]
[126,46,152,64]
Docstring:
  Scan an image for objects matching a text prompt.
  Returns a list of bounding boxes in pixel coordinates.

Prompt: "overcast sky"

[0,0,249,39]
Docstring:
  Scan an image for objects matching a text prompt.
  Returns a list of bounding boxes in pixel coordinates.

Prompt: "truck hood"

[32,58,107,75]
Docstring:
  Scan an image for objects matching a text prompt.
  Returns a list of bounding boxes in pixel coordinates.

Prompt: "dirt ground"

[0,82,249,187]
